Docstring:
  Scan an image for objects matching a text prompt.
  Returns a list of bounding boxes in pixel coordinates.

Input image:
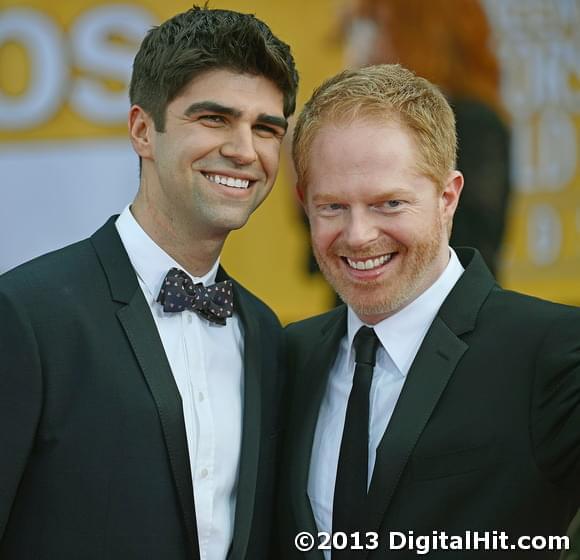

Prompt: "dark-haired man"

[0,7,297,560]
[278,64,579,559]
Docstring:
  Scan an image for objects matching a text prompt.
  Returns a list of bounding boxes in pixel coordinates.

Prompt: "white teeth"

[204,173,250,189]
[346,254,393,271]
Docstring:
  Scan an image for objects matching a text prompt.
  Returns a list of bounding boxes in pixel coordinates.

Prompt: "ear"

[440,170,464,225]
[128,105,155,160]
[295,184,308,214]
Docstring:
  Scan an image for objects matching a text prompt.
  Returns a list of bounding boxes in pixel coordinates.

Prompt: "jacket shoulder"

[286,305,345,341]
[230,278,282,331]
[0,238,95,296]
[485,285,580,324]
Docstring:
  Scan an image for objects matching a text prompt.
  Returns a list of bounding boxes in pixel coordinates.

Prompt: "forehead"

[309,119,419,179]
[171,68,284,115]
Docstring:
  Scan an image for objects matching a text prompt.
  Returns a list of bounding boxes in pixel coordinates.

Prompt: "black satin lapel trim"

[290,311,346,558]
[440,248,497,335]
[364,318,467,552]
[117,292,200,559]
[227,283,261,560]
[90,216,135,304]
[91,216,198,555]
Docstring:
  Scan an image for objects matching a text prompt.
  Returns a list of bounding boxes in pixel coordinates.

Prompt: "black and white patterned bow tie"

[156,267,234,326]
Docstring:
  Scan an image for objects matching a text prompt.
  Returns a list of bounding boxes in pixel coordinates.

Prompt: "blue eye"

[318,203,345,216]
[375,200,403,210]
[371,199,405,213]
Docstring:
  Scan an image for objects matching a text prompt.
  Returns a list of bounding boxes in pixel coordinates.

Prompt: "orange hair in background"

[346,0,503,117]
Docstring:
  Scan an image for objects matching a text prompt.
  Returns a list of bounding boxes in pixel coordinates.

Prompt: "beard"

[313,215,446,320]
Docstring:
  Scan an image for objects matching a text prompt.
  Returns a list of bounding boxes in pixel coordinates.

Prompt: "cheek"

[309,218,341,254]
[257,141,281,174]
[183,130,222,161]
[387,211,438,244]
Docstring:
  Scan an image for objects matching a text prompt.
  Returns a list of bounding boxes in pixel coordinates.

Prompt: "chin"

[329,272,414,317]
[342,291,399,319]
[213,211,253,233]
[222,219,249,232]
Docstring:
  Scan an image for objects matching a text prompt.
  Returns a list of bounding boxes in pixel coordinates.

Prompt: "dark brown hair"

[130,6,298,131]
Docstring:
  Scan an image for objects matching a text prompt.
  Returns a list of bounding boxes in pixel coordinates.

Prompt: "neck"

[131,197,225,278]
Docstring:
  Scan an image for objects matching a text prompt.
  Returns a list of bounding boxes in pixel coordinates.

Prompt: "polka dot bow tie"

[156,267,234,326]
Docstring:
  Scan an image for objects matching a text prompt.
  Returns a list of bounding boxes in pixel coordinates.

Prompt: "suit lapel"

[225,274,262,560]
[118,295,200,556]
[291,307,347,559]
[363,248,496,551]
[365,318,467,538]
[91,218,200,558]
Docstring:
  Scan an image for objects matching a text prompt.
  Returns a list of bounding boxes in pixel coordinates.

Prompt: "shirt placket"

[183,311,215,559]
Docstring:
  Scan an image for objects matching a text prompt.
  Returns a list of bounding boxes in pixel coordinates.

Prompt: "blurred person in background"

[0,6,297,560]
[342,0,511,276]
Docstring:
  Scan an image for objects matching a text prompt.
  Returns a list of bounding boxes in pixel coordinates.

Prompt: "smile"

[345,253,394,271]
[203,173,251,189]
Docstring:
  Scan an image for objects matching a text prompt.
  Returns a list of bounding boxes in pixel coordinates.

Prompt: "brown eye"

[200,115,226,125]
[254,124,280,138]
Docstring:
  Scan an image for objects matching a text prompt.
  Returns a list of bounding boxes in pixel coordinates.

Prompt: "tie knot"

[353,326,380,367]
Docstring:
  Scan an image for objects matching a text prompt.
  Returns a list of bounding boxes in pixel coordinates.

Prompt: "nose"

[220,126,258,165]
[343,207,380,249]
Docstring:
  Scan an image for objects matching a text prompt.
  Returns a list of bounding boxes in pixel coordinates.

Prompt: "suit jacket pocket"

[411,444,491,481]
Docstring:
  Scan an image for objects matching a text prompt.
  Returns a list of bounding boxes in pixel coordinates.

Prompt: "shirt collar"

[347,248,464,376]
[115,205,219,300]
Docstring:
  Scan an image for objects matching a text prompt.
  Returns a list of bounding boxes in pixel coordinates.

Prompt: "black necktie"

[332,326,380,558]
[156,267,234,326]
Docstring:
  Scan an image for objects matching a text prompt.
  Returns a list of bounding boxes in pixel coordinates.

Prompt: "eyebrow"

[311,194,341,204]
[311,189,413,205]
[183,101,288,131]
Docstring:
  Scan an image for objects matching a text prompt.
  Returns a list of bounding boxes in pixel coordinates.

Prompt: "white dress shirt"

[308,250,464,556]
[116,206,243,560]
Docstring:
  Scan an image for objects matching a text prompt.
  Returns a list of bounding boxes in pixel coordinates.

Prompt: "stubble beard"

[313,217,446,320]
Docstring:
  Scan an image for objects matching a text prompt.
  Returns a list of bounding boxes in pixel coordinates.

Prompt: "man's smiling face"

[303,119,462,324]
[133,68,287,240]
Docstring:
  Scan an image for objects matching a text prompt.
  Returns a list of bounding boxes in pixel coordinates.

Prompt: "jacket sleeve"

[0,289,43,539]
[531,307,580,505]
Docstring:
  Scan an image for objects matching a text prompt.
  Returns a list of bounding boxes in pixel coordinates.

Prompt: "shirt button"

[200,468,209,479]
[187,314,193,324]
[198,392,205,402]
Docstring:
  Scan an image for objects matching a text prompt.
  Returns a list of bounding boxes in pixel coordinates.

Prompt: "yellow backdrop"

[1,0,579,324]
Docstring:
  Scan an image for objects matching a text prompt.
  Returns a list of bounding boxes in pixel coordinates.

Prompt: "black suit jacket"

[0,217,284,560]
[278,249,580,559]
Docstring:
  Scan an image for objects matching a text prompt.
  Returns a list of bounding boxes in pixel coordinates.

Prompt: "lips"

[342,252,397,272]
[345,253,394,271]
[202,172,254,189]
